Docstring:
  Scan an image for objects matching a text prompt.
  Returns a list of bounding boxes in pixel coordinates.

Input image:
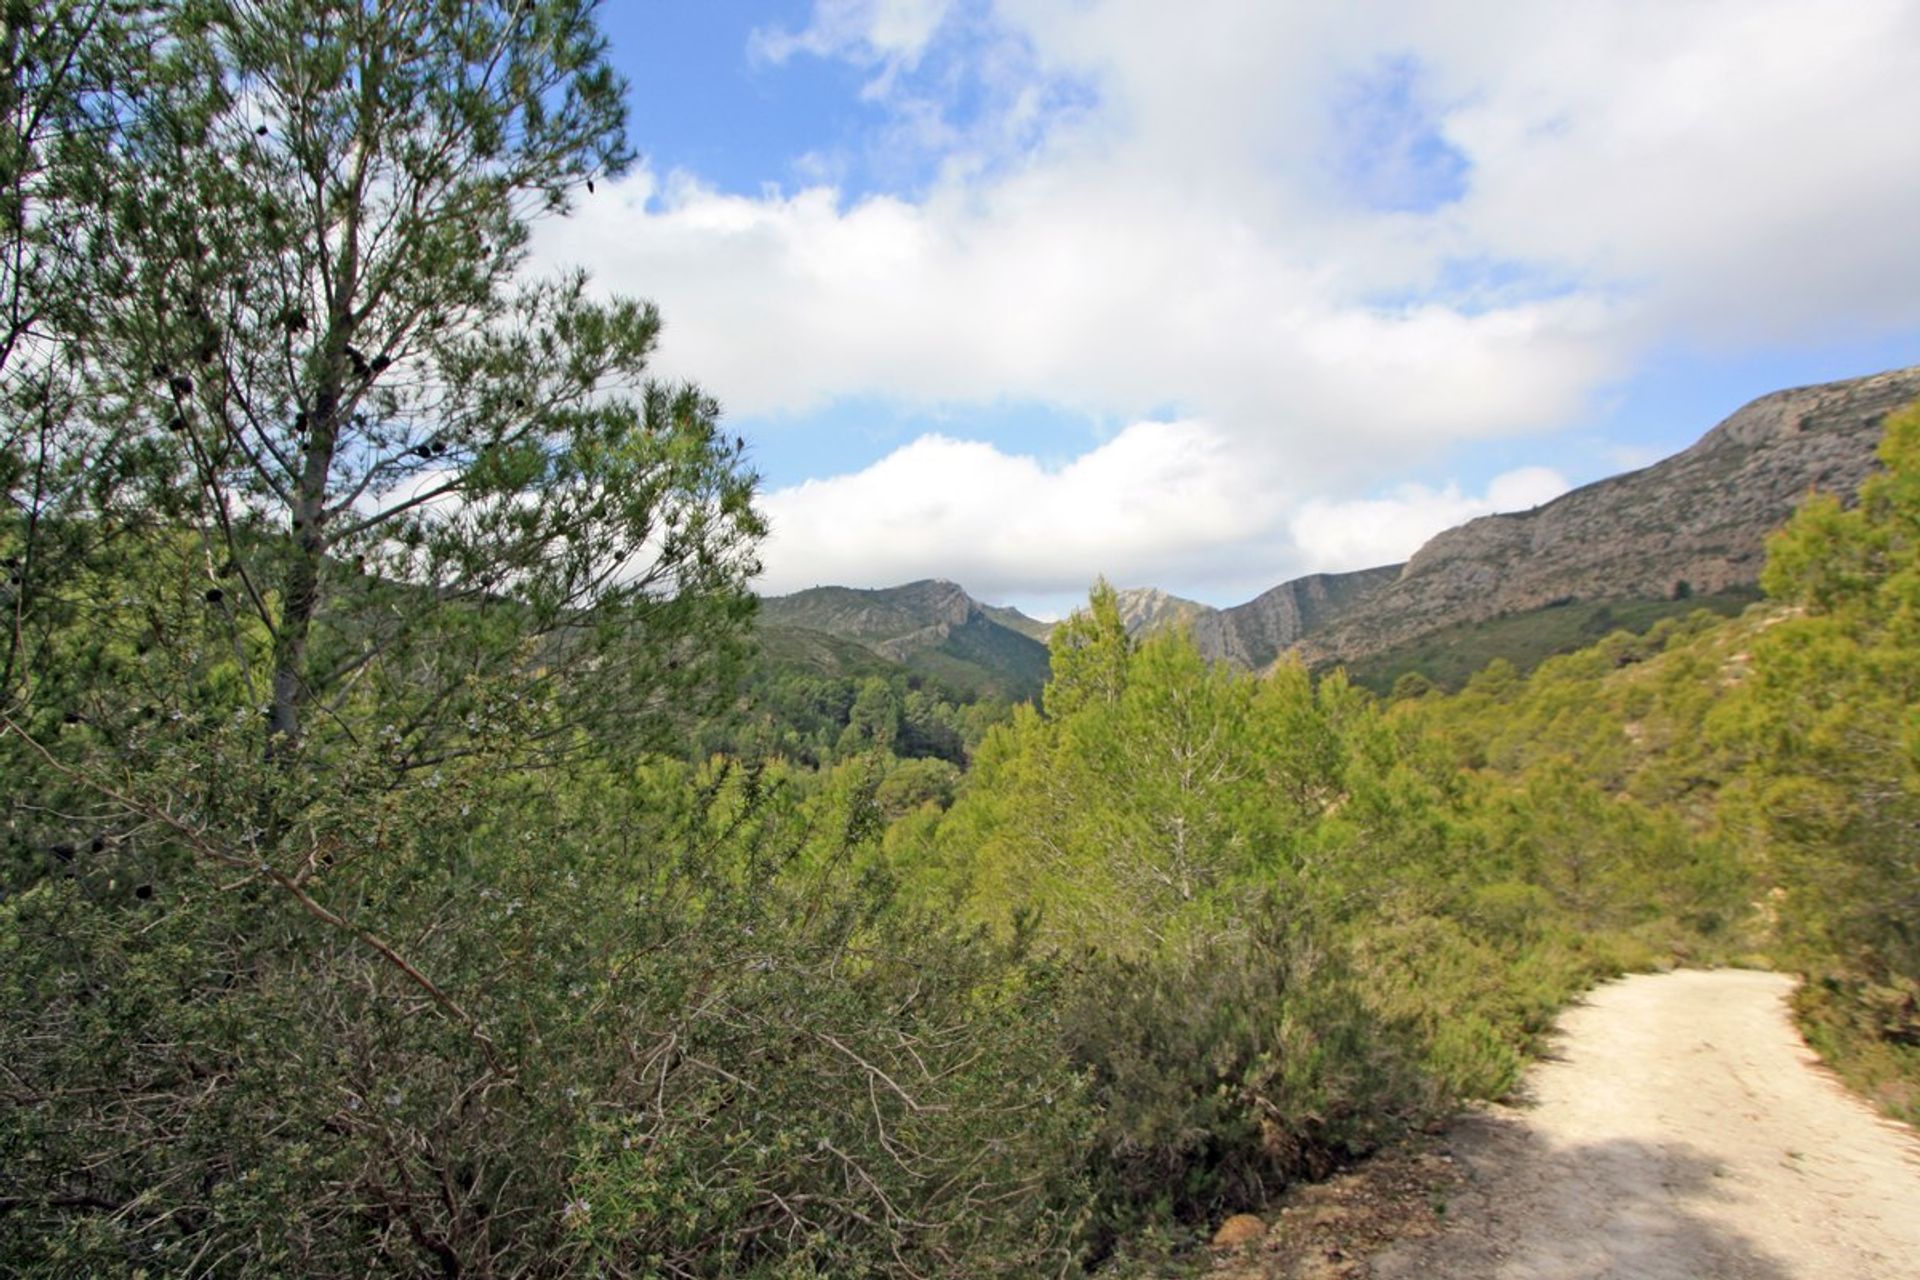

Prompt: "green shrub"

[1052,894,1433,1255]
[1794,975,1920,1128]
[0,765,1094,1277]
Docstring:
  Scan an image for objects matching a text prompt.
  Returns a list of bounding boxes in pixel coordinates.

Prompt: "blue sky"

[603,4,856,200]
[547,1,1920,616]
[599,3,1120,491]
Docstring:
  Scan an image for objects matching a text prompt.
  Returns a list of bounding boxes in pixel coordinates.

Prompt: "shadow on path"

[1373,1109,1794,1279]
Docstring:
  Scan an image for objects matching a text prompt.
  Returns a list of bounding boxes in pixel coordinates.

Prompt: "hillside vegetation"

[760,580,1053,701]
[1339,584,1762,694]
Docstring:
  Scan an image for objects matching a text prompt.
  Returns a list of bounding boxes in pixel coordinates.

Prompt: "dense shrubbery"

[0,3,1078,1273]
[885,582,1757,1249]
[1721,402,1920,1122]
[0,547,1767,1272]
[696,667,1009,771]
[0,758,1096,1275]
[1056,898,1434,1250]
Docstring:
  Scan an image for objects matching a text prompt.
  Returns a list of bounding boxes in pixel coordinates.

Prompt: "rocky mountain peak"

[761,364,1920,697]
[1112,588,1216,637]
[1305,364,1920,665]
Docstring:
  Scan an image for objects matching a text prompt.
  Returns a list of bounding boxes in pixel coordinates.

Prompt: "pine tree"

[7,0,764,789]
[1741,401,1920,987]
[1043,576,1130,715]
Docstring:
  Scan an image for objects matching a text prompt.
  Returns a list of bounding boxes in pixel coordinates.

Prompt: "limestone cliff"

[1113,588,1215,639]
[1298,365,1920,665]
[1190,567,1403,669]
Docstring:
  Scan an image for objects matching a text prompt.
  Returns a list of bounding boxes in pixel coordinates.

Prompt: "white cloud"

[538,0,1920,601]
[757,420,1274,599]
[1289,466,1571,575]
[750,0,956,85]
[1417,0,1920,339]
[553,167,1616,465]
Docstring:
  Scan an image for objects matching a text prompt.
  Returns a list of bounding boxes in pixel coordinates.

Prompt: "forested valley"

[4,3,1918,1276]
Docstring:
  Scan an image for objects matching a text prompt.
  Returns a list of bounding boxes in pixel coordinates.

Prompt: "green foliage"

[700,662,1004,770]
[952,614,1360,953]
[1056,896,1432,1253]
[1342,400,1920,1124]
[873,754,963,817]
[1719,401,1920,1112]
[3,3,1092,1274]
[6,0,764,775]
[757,587,1051,702]
[1044,577,1131,717]
[6,5,1914,1268]
[1341,587,1762,694]
[0,758,1096,1276]
[900,577,1759,1246]
[1792,976,1920,1127]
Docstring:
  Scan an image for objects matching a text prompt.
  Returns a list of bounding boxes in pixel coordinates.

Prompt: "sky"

[535,0,1920,618]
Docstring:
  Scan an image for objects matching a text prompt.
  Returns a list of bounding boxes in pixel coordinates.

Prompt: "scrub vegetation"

[3,2,1916,1274]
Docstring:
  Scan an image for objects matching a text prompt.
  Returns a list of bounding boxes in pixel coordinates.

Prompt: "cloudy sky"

[537,0,1920,617]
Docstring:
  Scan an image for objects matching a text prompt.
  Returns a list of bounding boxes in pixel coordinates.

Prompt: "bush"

[1052,894,1433,1256]
[0,763,1094,1277]
[1794,975,1920,1128]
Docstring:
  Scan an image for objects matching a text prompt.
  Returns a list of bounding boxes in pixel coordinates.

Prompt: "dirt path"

[1362,968,1920,1279]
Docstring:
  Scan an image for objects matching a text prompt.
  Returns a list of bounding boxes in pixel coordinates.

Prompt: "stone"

[1212,1213,1269,1248]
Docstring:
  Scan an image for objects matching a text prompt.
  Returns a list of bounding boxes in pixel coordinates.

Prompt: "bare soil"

[1209,968,1920,1279]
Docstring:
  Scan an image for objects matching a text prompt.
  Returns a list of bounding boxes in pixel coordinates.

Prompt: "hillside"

[1114,364,1919,676]
[1188,566,1403,670]
[758,579,1052,701]
[755,620,908,681]
[1298,365,1920,666]
[757,367,1920,697]
[1338,585,1762,694]
[1112,587,1215,637]
[980,603,1055,643]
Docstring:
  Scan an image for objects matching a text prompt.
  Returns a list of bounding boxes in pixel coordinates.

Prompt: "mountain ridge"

[1112,587,1214,638]
[757,579,1053,701]
[758,364,1920,694]
[1189,565,1403,671]
[1294,363,1920,666]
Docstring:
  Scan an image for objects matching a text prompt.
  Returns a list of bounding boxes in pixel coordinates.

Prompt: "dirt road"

[1368,968,1920,1279]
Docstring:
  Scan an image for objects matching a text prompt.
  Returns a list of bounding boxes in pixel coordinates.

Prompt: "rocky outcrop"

[758,365,1920,689]
[1113,587,1215,638]
[1296,365,1920,664]
[1190,565,1403,669]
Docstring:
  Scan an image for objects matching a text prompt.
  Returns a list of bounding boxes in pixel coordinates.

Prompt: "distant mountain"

[755,622,904,682]
[1106,365,1918,675]
[1295,364,1920,668]
[979,602,1055,643]
[758,580,1052,701]
[1336,585,1762,694]
[760,366,1920,697]
[1112,588,1215,638]
[1185,567,1403,670]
